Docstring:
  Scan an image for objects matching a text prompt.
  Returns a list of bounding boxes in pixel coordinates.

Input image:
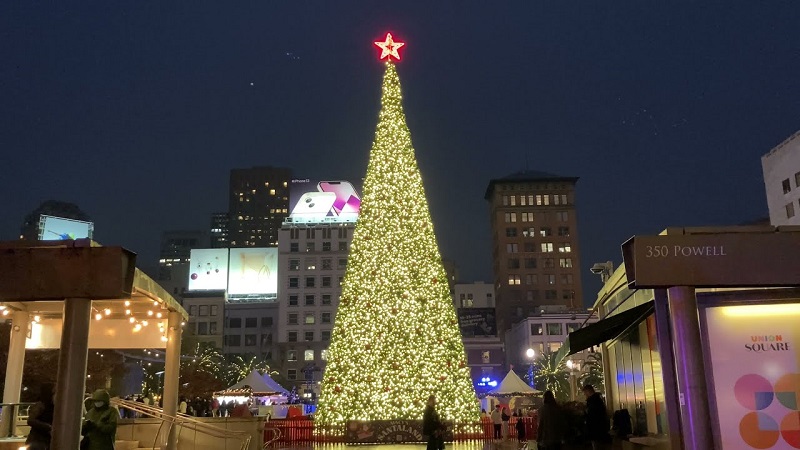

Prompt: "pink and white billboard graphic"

[289,179,361,223]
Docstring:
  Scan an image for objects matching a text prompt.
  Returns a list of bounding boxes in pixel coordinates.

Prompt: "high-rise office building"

[210,212,230,248]
[277,222,355,400]
[485,170,583,332]
[228,166,292,248]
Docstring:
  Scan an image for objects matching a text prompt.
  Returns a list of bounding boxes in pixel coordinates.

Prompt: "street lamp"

[566,360,580,401]
[525,348,535,388]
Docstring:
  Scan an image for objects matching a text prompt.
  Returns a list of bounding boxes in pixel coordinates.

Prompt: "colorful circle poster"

[705,303,800,449]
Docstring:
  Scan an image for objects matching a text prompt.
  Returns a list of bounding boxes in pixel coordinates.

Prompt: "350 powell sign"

[621,231,800,288]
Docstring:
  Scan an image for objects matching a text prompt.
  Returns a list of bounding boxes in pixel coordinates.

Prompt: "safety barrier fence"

[264,416,539,445]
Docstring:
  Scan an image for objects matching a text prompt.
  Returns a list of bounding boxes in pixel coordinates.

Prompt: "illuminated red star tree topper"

[374,32,405,62]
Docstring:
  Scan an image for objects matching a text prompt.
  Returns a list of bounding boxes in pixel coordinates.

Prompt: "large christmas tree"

[316,34,479,426]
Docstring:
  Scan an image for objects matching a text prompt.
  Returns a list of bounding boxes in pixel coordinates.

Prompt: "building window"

[561,194,568,205]
[305,277,316,288]
[322,312,332,324]
[556,211,569,222]
[567,323,581,333]
[507,258,520,269]
[338,258,347,269]
[245,334,257,346]
[304,331,314,342]
[287,369,297,380]
[540,227,552,237]
[545,290,557,300]
[322,276,332,287]
[304,350,314,361]
[544,258,555,268]
[209,322,218,334]
[336,241,346,251]
[525,274,538,285]
[521,212,534,222]
[226,335,241,346]
[210,305,218,316]
[558,227,570,236]
[306,229,316,239]
[322,228,332,239]
[502,195,509,206]
[558,243,572,253]
[322,241,332,251]
[549,342,562,353]
[199,305,209,316]
[322,258,332,270]
[245,317,257,328]
[321,330,331,341]
[305,313,315,324]
[787,203,796,219]
[541,243,554,253]
[506,243,518,253]
[546,274,556,285]
[524,242,536,253]
[306,259,316,270]
[197,322,208,335]
[289,295,299,306]
[290,243,299,253]
[288,313,298,325]
[563,290,575,301]
[289,277,299,288]
[290,229,300,239]
[526,290,539,301]
[481,351,491,364]
[261,333,273,345]
[795,171,800,187]
[547,323,563,335]
[509,195,517,206]
[261,317,273,327]
[506,227,518,237]
[289,259,300,271]
[784,179,792,194]
[338,228,348,239]
[561,274,574,284]
[189,305,197,316]
[321,349,329,360]
[523,227,535,237]
[322,294,332,305]
[530,324,543,335]
[288,331,298,342]
[559,258,573,268]
[287,351,297,362]
[305,295,315,306]
[508,275,521,285]
[229,318,242,328]
[524,258,537,269]
[306,242,315,252]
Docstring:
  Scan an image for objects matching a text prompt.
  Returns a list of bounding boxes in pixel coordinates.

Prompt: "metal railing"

[0,402,36,438]
[111,397,253,450]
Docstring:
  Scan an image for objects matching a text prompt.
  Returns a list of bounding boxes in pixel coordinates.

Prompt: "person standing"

[583,384,611,450]
[178,397,188,414]
[422,395,444,450]
[537,391,565,450]
[515,413,527,445]
[81,389,119,450]
[25,383,55,450]
[211,397,220,417]
[490,404,503,440]
[501,406,511,440]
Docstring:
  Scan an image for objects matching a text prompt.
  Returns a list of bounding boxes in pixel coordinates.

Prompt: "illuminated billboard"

[38,215,94,241]
[289,179,361,223]
[188,249,229,290]
[228,247,278,296]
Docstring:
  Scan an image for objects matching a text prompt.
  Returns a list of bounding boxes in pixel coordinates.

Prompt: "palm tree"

[181,342,223,375]
[532,352,570,402]
[578,352,605,395]
[224,354,277,386]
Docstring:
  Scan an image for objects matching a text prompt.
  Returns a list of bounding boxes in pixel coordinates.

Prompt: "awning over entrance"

[556,301,654,364]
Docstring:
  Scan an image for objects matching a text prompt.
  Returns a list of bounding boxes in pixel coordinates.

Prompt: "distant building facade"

[762,130,800,226]
[19,200,91,240]
[228,166,292,247]
[223,301,279,361]
[210,212,230,248]
[276,222,355,400]
[182,291,226,349]
[157,230,209,297]
[485,171,583,332]
[453,282,503,393]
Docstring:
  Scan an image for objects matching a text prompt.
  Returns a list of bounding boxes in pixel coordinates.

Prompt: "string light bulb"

[129,317,135,323]
[124,300,131,307]
[33,315,41,323]
[147,311,154,317]
[104,308,111,316]
[94,313,102,321]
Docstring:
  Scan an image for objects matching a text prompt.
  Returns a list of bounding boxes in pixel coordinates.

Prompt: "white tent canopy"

[486,370,541,396]
[222,370,289,395]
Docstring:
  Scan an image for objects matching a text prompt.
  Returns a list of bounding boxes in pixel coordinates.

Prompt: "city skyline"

[3,3,799,306]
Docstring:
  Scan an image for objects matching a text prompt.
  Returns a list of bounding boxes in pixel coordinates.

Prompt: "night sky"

[3,3,800,305]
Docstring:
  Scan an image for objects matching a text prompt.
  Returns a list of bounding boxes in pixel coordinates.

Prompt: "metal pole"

[0,310,29,437]
[161,310,183,450]
[51,298,92,450]
[667,286,713,450]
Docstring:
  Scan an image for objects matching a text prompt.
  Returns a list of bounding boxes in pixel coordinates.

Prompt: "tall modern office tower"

[210,212,230,248]
[228,166,292,248]
[485,171,583,332]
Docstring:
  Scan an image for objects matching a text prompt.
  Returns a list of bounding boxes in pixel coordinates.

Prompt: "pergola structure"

[0,240,188,450]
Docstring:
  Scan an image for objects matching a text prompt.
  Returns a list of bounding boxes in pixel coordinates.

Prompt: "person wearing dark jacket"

[583,384,611,449]
[536,390,564,450]
[26,383,55,450]
[422,395,445,450]
[82,389,119,450]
